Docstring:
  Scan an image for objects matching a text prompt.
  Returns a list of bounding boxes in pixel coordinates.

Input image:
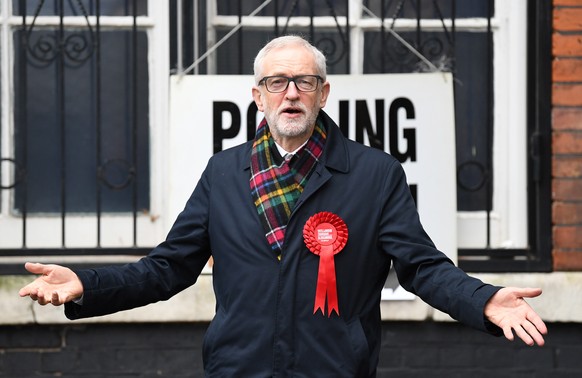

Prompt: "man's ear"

[319,81,331,108]
[252,86,264,112]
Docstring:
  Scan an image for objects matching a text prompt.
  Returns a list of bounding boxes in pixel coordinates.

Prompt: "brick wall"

[1,322,581,377]
[0,323,206,378]
[552,0,582,270]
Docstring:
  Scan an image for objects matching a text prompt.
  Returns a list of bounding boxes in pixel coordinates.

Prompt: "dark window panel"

[13,30,150,213]
[363,30,454,73]
[170,0,208,74]
[216,0,349,17]
[362,0,492,19]
[453,32,491,211]
[0,32,2,213]
[12,0,148,17]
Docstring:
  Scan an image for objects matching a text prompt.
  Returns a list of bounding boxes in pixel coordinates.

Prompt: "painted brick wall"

[552,0,582,270]
[1,322,581,377]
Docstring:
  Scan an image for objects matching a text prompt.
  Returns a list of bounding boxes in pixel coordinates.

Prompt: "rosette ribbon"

[303,211,348,317]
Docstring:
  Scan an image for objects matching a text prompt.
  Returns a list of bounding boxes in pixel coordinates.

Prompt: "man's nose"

[285,81,300,98]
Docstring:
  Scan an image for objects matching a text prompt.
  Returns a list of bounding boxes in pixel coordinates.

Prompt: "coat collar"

[241,110,350,174]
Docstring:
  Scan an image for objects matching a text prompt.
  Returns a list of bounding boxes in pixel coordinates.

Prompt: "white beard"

[265,103,319,139]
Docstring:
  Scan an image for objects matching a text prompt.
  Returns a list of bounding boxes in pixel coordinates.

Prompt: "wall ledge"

[2,272,580,325]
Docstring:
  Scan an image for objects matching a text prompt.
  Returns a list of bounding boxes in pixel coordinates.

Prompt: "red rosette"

[303,211,348,317]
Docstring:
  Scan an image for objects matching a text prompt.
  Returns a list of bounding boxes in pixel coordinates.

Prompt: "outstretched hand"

[484,287,547,346]
[18,262,84,306]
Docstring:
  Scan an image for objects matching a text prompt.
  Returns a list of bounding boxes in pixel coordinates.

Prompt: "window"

[0,1,169,257]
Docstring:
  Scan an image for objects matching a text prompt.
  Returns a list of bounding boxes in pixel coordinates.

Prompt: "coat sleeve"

[378,159,502,334]
[65,160,214,320]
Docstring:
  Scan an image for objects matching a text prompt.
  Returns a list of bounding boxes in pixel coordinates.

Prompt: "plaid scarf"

[250,117,326,256]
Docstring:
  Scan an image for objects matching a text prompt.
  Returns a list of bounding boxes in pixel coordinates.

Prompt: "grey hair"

[253,35,327,84]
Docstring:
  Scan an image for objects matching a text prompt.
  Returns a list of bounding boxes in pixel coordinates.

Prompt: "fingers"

[27,289,63,306]
[24,262,50,276]
[18,284,33,297]
[30,288,48,305]
[22,286,38,300]
[512,323,536,346]
[501,325,515,342]
[526,311,548,346]
[528,327,546,347]
[528,312,548,336]
[19,263,47,298]
[20,262,77,307]
[502,314,547,347]
[19,283,63,306]
[517,293,547,346]
[514,321,546,347]
[510,287,543,299]
[51,291,63,306]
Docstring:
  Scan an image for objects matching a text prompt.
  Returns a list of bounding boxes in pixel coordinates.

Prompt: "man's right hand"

[18,262,84,306]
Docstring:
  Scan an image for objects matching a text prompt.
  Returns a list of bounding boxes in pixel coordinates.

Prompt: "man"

[20,35,547,377]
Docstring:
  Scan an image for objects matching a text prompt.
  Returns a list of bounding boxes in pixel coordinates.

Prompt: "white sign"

[169,73,457,301]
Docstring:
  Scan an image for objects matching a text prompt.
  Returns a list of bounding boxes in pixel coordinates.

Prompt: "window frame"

[458,0,553,272]
[0,1,170,258]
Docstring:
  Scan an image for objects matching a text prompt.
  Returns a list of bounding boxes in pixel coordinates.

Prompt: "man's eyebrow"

[268,73,314,78]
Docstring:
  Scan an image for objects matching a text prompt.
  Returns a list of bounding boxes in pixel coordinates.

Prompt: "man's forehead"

[263,46,316,72]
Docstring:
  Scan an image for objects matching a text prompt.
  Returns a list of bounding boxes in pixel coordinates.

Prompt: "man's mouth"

[282,107,302,115]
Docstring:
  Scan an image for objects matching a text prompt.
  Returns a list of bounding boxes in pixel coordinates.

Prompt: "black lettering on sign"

[247,102,258,142]
[409,184,418,208]
[389,98,417,163]
[212,99,418,167]
[355,99,385,150]
[338,100,350,137]
[213,101,241,153]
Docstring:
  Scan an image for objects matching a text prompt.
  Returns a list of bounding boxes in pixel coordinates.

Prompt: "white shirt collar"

[274,138,309,158]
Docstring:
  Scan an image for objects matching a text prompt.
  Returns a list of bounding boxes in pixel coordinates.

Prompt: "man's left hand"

[484,287,547,346]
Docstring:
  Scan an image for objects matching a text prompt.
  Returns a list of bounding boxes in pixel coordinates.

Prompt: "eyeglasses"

[258,75,323,93]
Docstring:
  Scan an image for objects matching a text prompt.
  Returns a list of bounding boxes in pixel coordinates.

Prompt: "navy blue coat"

[66,111,500,377]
